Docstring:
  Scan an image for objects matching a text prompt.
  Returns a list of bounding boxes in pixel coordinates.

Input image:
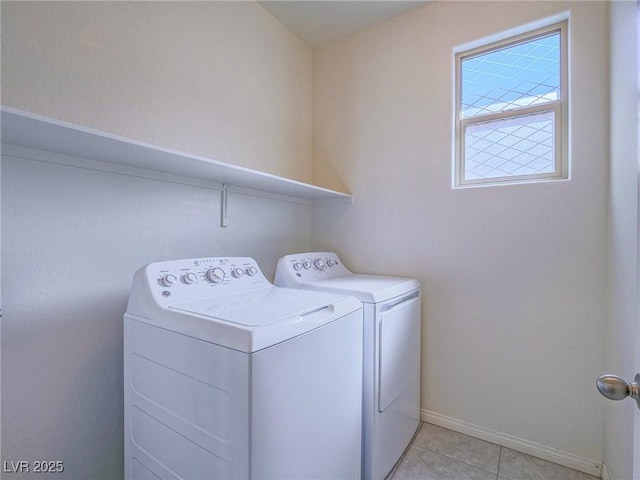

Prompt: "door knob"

[596,373,640,409]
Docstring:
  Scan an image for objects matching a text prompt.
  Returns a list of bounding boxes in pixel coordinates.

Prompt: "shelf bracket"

[221,183,229,228]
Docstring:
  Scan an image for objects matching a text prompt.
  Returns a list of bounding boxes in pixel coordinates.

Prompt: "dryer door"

[378,290,421,412]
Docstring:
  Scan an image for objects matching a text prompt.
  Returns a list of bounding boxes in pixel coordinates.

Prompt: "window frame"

[453,21,569,188]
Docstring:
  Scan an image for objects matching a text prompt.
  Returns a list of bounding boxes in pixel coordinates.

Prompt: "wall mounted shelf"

[0,107,352,201]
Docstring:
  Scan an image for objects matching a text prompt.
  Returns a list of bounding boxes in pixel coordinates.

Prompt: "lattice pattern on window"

[461,33,560,119]
[464,111,555,179]
[454,23,566,187]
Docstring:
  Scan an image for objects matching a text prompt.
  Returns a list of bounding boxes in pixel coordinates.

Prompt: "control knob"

[160,274,177,287]
[246,266,258,276]
[206,267,225,284]
[183,272,198,285]
[327,259,337,267]
[231,267,244,278]
[303,261,312,270]
[293,262,303,271]
[314,259,326,270]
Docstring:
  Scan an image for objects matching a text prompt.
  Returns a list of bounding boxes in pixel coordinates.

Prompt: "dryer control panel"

[275,252,351,287]
[131,257,271,307]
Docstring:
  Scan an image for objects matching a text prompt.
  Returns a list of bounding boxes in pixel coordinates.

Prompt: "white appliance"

[124,256,363,480]
[275,252,421,480]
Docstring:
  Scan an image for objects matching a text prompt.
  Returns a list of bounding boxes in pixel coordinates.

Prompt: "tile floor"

[388,423,600,480]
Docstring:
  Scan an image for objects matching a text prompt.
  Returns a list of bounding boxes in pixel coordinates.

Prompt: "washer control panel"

[275,252,351,288]
[138,257,270,305]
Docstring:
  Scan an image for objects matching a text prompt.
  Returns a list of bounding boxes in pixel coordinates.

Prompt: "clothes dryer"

[275,252,421,480]
[124,256,363,480]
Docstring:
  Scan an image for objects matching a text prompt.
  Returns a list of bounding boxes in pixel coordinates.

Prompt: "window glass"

[454,22,567,187]
[461,33,560,118]
[464,110,555,180]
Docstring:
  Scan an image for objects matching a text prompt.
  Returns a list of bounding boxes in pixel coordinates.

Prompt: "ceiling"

[258,1,430,46]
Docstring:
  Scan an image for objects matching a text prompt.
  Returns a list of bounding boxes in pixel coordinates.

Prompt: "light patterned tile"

[412,423,501,473]
[392,445,497,480]
[498,448,599,480]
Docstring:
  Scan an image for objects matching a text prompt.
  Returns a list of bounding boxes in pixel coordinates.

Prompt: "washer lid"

[169,286,346,327]
[144,286,363,352]
[302,274,420,303]
[125,256,363,352]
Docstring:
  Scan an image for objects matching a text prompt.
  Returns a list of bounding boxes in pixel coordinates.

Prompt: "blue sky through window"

[461,32,560,118]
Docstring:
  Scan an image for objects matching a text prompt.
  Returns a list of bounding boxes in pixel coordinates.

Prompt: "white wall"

[312,0,609,468]
[605,2,639,479]
[1,1,312,183]
[1,2,313,478]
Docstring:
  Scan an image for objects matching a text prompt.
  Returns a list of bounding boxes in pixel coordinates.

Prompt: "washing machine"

[275,252,421,480]
[124,256,363,480]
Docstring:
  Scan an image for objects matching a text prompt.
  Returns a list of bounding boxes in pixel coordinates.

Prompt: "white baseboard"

[601,464,610,480]
[421,409,602,478]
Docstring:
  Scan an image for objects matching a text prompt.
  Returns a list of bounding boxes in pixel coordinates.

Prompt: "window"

[454,22,568,187]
